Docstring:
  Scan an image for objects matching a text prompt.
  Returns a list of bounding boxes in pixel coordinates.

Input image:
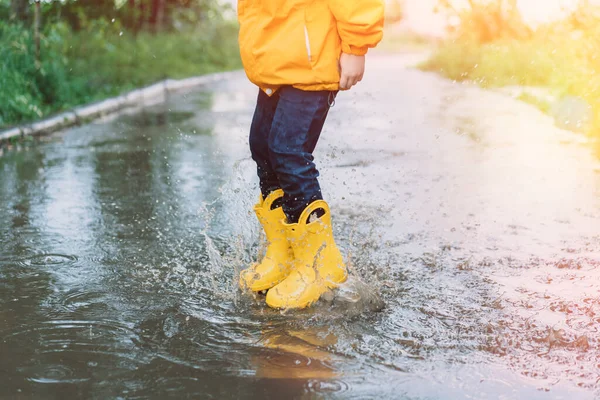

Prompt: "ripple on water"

[17,253,78,268]
[7,319,137,347]
[133,308,253,367]
[43,289,111,320]
[305,378,349,395]
[23,364,88,384]
[6,320,146,385]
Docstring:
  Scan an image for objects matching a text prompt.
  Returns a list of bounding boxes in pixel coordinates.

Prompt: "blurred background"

[2,0,599,137]
[0,0,600,139]
[0,0,241,130]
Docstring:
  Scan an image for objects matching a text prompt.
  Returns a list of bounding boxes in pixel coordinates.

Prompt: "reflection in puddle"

[252,327,341,381]
[119,110,196,127]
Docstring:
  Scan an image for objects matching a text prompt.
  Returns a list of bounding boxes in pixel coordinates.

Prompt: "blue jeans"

[249,86,336,223]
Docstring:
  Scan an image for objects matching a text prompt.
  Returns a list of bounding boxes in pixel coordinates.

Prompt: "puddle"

[0,58,598,399]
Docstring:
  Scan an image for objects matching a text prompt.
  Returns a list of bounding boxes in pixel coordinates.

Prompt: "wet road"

[1,53,599,399]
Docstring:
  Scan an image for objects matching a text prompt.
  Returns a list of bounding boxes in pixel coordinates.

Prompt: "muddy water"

[1,54,599,399]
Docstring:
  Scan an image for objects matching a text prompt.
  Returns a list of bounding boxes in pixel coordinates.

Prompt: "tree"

[10,0,29,21]
[149,0,165,31]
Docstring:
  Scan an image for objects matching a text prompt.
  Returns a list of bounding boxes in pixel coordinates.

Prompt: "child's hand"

[339,53,365,90]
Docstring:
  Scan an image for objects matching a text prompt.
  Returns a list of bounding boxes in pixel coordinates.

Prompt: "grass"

[0,19,241,129]
[516,92,551,114]
[419,23,600,136]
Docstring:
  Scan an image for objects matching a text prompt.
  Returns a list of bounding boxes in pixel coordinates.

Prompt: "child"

[238,0,385,309]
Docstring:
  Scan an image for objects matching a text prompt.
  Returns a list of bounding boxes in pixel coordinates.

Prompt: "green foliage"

[0,0,9,20]
[38,0,225,33]
[422,2,600,136]
[420,38,557,88]
[517,92,551,114]
[0,22,45,126]
[0,18,240,128]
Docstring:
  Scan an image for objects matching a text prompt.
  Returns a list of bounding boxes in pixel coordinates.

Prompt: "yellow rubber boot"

[239,189,294,292]
[266,200,347,309]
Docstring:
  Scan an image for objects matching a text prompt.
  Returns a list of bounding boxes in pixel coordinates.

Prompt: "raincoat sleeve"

[328,0,385,56]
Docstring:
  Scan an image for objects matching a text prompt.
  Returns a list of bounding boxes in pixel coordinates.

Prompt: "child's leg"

[249,89,282,199]
[241,90,295,293]
[268,87,334,223]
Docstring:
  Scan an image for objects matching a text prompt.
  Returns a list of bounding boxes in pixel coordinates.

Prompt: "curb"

[0,70,238,142]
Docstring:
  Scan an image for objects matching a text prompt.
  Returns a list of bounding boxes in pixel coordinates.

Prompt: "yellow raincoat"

[237,0,385,94]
